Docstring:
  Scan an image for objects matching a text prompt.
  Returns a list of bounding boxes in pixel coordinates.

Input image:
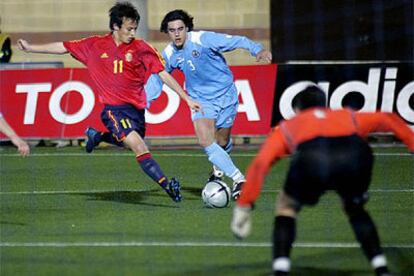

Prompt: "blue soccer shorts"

[191,86,239,129]
[101,105,146,141]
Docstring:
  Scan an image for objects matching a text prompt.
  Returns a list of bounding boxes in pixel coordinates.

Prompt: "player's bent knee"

[276,208,297,218]
[199,140,213,148]
[342,192,369,216]
[276,191,301,218]
[342,201,367,218]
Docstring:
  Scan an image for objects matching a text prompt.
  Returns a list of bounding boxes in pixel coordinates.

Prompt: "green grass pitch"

[0,145,413,275]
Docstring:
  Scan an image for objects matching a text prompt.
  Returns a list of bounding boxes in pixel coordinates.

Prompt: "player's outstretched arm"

[158,70,201,112]
[356,112,414,153]
[0,117,30,157]
[17,39,68,55]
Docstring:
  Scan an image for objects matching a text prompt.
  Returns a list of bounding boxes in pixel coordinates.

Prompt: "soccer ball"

[202,180,231,208]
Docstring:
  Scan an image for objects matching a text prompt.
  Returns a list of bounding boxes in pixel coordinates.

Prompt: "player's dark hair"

[109,2,140,31]
[160,9,194,33]
[292,85,327,111]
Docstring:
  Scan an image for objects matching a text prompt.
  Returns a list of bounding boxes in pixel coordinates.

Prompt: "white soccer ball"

[202,180,231,208]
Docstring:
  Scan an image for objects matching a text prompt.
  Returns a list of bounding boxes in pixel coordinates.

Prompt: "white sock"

[371,254,387,269]
[273,257,291,272]
[229,169,245,183]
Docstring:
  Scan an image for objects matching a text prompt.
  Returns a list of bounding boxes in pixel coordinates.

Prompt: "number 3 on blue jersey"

[187,60,196,71]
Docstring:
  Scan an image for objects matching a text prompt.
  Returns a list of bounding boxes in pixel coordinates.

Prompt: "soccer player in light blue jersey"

[146,10,272,200]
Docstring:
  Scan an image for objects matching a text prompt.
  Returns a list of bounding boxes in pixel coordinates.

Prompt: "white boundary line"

[0,241,413,248]
[0,152,412,157]
[0,188,412,195]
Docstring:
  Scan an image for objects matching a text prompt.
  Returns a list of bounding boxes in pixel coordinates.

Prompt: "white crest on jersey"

[314,109,326,119]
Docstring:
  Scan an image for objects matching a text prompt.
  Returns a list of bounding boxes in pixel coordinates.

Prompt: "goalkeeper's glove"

[231,204,253,239]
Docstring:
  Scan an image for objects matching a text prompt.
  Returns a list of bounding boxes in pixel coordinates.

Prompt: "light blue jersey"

[145,30,258,183]
[145,31,264,102]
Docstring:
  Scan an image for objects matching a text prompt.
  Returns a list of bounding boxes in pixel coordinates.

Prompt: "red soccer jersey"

[238,108,414,206]
[63,34,165,110]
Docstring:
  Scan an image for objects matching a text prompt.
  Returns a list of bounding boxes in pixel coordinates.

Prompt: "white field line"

[0,152,413,157]
[0,189,412,195]
[0,241,413,248]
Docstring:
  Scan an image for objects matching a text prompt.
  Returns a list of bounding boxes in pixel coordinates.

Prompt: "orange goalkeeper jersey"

[238,108,414,206]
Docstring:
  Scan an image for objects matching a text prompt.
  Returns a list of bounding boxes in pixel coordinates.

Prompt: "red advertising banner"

[0,64,276,139]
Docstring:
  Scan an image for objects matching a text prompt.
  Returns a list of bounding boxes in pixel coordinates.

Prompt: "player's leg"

[207,127,233,181]
[272,191,301,276]
[214,95,245,198]
[123,131,181,202]
[342,200,390,276]
[272,140,327,275]
[216,127,233,153]
[85,107,128,154]
[338,137,390,276]
[103,105,181,202]
[215,128,243,197]
[193,118,245,199]
[124,131,164,184]
[124,131,181,202]
[85,127,124,153]
[84,127,102,153]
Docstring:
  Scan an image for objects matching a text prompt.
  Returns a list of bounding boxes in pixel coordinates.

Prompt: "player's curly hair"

[160,9,194,33]
[109,2,140,31]
[292,85,327,111]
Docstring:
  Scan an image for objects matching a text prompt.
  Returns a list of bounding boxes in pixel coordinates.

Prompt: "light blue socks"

[204,142,244,182]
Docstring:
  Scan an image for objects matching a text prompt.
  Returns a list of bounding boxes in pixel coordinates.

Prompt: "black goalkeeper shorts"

[284,135,373,206]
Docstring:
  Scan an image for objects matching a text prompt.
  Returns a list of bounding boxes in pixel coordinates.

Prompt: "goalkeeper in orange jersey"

[231,84,414,276]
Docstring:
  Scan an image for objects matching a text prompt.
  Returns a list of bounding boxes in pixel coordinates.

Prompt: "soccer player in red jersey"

[231,85,414,275]
[18,2,201,202]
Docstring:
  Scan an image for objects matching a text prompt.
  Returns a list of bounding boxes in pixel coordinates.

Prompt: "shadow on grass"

[291,267,367,276]
[0,221,26,226]
[161,261,270,276]
[290,247,413,275]
[168,247,414,276]
[182,186,202,199]
[385,247,414,275]
[75,189,179,208]
[165,260,370,276]
[163,262,368,276]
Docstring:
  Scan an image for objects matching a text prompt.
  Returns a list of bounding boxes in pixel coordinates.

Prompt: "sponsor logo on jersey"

[192,50,200,58]
[100,53,108,59]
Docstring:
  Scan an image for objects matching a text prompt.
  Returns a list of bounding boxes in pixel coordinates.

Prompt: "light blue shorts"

[191,86,238,129]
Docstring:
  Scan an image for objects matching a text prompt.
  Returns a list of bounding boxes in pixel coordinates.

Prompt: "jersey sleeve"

[63,36,97,65]
[200,31,263,56]
[355,112,414,152]
[161,45,175,73]
[238,127,291,206]
[144,74,164,108]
